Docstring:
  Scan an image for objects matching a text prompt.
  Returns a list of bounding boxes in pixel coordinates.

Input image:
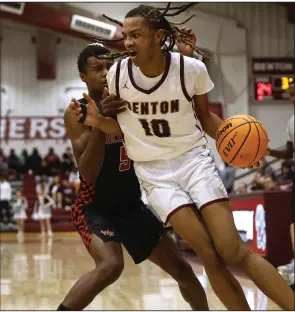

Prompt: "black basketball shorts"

[70,198,165,264]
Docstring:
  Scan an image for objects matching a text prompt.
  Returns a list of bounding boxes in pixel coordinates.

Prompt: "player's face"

[80,57,113,92]
[122,17,163,67]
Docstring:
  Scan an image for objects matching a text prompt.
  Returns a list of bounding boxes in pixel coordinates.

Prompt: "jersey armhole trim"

[180,54,192,102]
[115,60,122,98]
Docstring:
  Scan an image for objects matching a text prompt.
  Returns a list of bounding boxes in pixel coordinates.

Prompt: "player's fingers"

[76,113,83,121]
[102,87,109,100]
[82,93,95,105]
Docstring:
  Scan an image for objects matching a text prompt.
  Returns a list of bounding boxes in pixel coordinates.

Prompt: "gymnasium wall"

[0,20,87,156]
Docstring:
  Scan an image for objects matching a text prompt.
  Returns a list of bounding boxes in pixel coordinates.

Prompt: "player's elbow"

[79,163,102,184]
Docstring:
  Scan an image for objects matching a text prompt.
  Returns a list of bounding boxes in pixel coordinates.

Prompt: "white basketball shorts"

[134,146,229,224]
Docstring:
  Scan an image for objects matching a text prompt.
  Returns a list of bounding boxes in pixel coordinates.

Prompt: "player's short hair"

[77,43,110,73]
[95,3,207,60]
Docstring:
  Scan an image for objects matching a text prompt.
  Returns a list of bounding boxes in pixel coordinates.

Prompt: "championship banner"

[0,117,67,140]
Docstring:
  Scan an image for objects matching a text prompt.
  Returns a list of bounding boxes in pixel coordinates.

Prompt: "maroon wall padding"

[33,29,58,79]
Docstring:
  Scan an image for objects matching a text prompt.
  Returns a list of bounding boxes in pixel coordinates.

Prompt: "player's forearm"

[267,148,293,159]
[94,115,123,136]
[201,112,223,140]
[79,128,105,184]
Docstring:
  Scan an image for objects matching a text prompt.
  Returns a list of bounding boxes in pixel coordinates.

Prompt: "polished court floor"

[1,233,281,310]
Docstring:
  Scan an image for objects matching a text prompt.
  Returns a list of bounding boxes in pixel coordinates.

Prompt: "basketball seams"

[229,122,252,164]
[247,116,261,167]
[216,121,258,152]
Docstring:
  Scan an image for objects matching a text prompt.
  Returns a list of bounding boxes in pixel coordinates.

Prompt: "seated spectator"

[60,153,75,174]
[8,149,21,174]
[219,162,236,194]
[45,148,60,176]
[250,170,265,191]
[27,148,42,175]
[62,179,75,210]
[259,157,274,176]
[39,160,50,177]
[19,149,29,174]
[235,183,248,194]
[0,148,8,173]
[68,167,80,193]
[49,175,63,208]
[263,174,278,190]
[277,160,294,181]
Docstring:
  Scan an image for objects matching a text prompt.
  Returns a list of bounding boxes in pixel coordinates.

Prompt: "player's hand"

[100,89,128,117]
[175,27,197,57]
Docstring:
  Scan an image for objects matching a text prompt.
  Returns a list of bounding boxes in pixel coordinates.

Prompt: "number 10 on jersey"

[139,119,171,137]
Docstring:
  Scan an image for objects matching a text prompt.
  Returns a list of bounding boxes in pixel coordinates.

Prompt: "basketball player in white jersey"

[73,3,294,309]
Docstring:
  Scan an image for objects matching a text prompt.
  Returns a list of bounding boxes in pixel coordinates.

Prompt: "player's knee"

[216,242,249,267]
[96,258,124,284]
[170,258,195,285]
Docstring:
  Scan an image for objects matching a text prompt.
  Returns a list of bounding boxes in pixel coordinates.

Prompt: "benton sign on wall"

[0,117,66,140]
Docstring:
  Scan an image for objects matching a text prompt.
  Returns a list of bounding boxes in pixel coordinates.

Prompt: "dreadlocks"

[96,2,207,59]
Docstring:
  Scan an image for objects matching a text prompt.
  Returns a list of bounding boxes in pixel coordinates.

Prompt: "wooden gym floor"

[0,233,281,310]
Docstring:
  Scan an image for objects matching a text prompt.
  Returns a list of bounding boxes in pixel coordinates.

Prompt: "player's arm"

[193,94,223,140]
[267,141,294,159]
[64,105,105,184]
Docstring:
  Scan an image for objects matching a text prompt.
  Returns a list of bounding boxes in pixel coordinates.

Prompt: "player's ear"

[80,73,86,83]
[154,29,166,45]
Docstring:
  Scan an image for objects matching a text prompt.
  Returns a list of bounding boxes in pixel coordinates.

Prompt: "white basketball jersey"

[107,52,214,162]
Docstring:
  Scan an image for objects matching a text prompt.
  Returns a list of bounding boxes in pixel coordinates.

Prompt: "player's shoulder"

[170,52,206,72]
[108,57,129,73]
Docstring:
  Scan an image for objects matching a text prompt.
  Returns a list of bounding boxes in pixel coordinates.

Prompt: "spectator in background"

[0,148,8,172]
[68,167,80,193]
[250,170,265,191]
[7,149,21,173]
[60,153,75,174]
[235,183,248,194]
[39,159,50,177]
[263,174,278,191]
[259,158,274,176]
[277,160,294,182]
[61,179,75,210]
[49,175,63,208]
[45,148,60,176]
[0,174,12,227]
[27,148,42,175]
[19,149,29,174]
[11,189,28,242]
[219,162,236,194]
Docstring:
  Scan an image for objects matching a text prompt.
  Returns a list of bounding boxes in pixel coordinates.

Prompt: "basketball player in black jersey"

[57,43,208,311]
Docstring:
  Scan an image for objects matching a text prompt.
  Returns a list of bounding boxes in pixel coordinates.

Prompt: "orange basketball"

[216,115,268,168]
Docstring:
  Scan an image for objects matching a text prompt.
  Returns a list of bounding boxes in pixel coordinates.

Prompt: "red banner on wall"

[0,117,67,140]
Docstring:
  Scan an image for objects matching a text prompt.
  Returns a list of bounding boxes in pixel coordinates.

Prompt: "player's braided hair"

[96,2,208,60]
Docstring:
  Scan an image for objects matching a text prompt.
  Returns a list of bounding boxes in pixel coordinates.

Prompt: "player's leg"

[59,236,123,310]
[184,146,294,309]
[168,207,250,310]
[135,156,250,310]
[58,205,124,310]
[113,200,208,310]
[201,201,295,310]
[148,232,209,310]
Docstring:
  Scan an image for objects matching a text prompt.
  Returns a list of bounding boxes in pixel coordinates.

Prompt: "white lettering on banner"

[232,210,254,241]
[29,118,49,139]
[0,119,6,139]
[9,119,25,139]
[49,118,65,138]
[0,117,67,140]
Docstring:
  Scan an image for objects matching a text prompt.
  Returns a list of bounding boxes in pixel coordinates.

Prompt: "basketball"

[216,115,268,168]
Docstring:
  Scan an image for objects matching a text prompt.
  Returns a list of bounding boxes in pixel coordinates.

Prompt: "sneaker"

[47,231,53,238]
